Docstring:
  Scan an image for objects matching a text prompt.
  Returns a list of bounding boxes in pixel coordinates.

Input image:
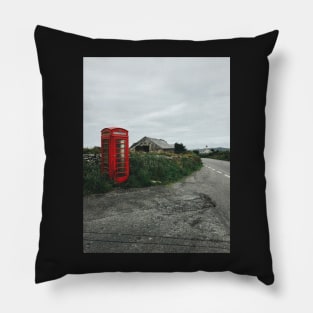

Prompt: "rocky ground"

[83,158,230,253]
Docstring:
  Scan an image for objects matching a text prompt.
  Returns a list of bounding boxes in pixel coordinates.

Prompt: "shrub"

[83,151,203,195]
[174,142,187,154]
[83,146,101,154]
[83,158,114,195]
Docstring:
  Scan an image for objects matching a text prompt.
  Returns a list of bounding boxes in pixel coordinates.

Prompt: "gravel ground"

[83,159,230,253]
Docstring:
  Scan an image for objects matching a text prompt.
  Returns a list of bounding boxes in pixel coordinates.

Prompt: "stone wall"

[83,153,101,164]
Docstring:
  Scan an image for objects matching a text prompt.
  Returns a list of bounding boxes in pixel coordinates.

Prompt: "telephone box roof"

[101,127,128,132]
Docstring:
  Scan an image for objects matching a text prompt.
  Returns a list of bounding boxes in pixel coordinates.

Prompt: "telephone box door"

[101,127,129,183]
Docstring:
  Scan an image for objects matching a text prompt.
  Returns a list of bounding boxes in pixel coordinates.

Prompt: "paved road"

[195,158,230,223]
[202,158,230,177]
[83,158,230,253]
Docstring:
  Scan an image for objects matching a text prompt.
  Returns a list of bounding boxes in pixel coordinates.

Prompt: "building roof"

[131,136,174,149]
[148,137,174,149]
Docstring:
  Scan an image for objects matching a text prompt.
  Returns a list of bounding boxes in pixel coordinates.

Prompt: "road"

[83,158,230,253]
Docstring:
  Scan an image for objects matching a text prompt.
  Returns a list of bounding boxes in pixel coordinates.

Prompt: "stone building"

[130,136,174,152]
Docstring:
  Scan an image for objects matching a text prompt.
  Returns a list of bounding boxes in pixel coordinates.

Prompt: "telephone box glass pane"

[116,139,126,176]
[102,139,109,173]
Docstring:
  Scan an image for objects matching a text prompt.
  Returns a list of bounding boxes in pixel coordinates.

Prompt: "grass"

[83,158,114,195]
[83,151,202,195]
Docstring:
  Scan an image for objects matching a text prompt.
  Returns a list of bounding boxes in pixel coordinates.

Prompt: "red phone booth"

[101,127,129,183]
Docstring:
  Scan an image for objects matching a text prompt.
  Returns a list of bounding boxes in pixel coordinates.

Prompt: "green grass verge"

[83,152,202,195]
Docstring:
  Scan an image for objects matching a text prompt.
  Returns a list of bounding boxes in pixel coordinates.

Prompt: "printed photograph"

[83,57,230,253]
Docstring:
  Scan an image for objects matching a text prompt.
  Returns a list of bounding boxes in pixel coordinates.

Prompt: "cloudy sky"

[84,57,229,150]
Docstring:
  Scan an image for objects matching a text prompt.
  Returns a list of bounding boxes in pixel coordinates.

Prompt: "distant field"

[83,151,203,195]
[200,150,230,161]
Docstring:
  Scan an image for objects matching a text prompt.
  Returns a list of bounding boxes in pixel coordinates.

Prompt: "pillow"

[34,25,278,285]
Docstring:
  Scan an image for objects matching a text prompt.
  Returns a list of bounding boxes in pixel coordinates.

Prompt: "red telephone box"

[101,127,129,183]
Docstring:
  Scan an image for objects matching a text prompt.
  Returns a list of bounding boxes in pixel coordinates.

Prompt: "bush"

[83,146,101,154]
[83,159,114,195]
[83,151,203,195]
[174,142,187,154]
[125,152,203,187]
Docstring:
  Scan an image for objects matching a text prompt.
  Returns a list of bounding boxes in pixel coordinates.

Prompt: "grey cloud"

[84,57,229,149]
